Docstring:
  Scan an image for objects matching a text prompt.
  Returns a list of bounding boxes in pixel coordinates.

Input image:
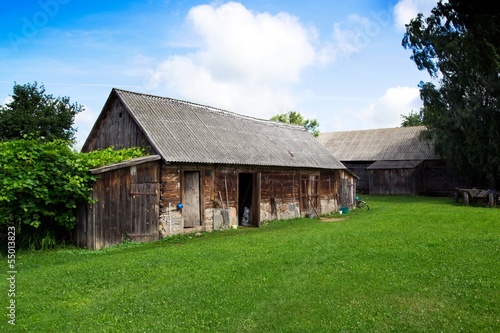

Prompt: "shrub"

[0,138,145,249]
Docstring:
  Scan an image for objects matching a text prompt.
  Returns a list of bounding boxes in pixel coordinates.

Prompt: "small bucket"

[340,206,349,215]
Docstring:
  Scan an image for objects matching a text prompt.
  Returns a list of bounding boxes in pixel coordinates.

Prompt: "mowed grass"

[1,196,499,332]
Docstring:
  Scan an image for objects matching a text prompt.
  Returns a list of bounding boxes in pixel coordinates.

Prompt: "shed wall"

[158,164,350,237]
[76,160,160,249]
[369,168,418,195]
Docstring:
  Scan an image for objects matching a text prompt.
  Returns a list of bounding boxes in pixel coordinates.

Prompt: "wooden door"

[300,174,310,214]
[300,173,320,215]
[129,162,160,242]
[183,171,201,227]
[130,182,160,240]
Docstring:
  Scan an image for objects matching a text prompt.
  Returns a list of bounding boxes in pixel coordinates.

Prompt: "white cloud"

[146,2,327,119]
[354,86,422,129]
[2,96,13,106]
[393,0,437,31]
[329,11,393,60]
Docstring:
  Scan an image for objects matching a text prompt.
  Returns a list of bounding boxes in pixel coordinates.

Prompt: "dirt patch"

[320,217,347,222]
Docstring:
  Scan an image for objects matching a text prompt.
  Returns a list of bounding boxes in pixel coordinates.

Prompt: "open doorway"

[238,173,253,225]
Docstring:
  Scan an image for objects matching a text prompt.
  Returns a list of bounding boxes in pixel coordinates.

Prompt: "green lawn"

[2,196,499,332]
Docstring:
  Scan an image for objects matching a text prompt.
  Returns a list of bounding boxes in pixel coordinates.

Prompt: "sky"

[0,0,439,148]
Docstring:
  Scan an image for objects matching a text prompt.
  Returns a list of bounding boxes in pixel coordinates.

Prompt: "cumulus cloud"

[355,86,422,129]
[393,0,437,31]
[145,2,324,118]
[145,2,407,121]
[2,96,13,106]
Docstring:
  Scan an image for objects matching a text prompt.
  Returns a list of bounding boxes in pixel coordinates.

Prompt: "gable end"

[82,91,154,153]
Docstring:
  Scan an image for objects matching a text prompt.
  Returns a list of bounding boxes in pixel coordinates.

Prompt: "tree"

[402,0,500,188]
[400,109,424,127]
[0,82,83,142]
[270,111,320,137]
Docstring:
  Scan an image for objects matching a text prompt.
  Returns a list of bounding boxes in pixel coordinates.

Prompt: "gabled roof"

[88,89,346,170]
[318,126,440,162]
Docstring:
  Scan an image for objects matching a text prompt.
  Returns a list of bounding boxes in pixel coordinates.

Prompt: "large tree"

[270,111,320,137]
[0,82,83,142]
[402,0,500,188]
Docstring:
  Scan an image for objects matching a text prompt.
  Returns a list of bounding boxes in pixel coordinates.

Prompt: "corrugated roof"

[317,127,439,161]
[112,89,345,170]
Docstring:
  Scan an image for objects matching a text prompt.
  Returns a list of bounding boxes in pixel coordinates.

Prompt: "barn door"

[130,182,160,239]
[300,174,319,215]
[183,171,201,228]
[129,162,160,242]
[300,174,310,215]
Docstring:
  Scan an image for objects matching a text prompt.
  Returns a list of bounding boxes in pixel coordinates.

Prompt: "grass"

[1,196,499,332]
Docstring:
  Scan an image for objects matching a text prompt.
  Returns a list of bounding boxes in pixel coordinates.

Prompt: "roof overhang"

[367,160,423,170]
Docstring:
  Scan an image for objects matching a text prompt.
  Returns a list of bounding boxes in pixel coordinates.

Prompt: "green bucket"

[340,206,349,215]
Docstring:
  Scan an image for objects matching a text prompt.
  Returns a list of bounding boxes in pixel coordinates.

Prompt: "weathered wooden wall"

[319,170,340,201]
[157,164,349,236]
[369,168,418,195]
[78,160,353,248]
[260,170,301,220]
[320,170,343,212]
[343,159,461,196]
[76,159,160,250]
[215,170,238,208]
[83,99,153,152]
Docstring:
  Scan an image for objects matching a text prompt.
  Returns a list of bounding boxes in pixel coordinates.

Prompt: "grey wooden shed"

[318,127,461,195]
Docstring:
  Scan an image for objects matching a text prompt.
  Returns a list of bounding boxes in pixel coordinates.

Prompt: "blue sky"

[0,0,438,147]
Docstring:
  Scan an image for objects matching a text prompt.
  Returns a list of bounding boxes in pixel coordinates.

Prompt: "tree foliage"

[270,111,320,137]
[0,82,83,142]
[401,109,424,127]
[402,0,500,187]
[0,138,146,249]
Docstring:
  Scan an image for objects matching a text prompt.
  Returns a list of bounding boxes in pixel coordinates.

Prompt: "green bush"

[0,138,145,249]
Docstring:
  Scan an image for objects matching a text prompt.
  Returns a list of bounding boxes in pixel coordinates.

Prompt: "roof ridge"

[321,125,427,135]
[113,88,306,131]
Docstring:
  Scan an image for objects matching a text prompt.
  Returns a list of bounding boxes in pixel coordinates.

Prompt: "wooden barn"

[318,127,461,196]
[76,88,356,249]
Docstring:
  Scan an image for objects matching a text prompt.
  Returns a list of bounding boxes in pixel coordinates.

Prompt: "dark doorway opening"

[238,173,254,225]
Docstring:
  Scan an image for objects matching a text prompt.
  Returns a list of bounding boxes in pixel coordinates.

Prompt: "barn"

[318,127,461,196]
[76,88,356,249]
